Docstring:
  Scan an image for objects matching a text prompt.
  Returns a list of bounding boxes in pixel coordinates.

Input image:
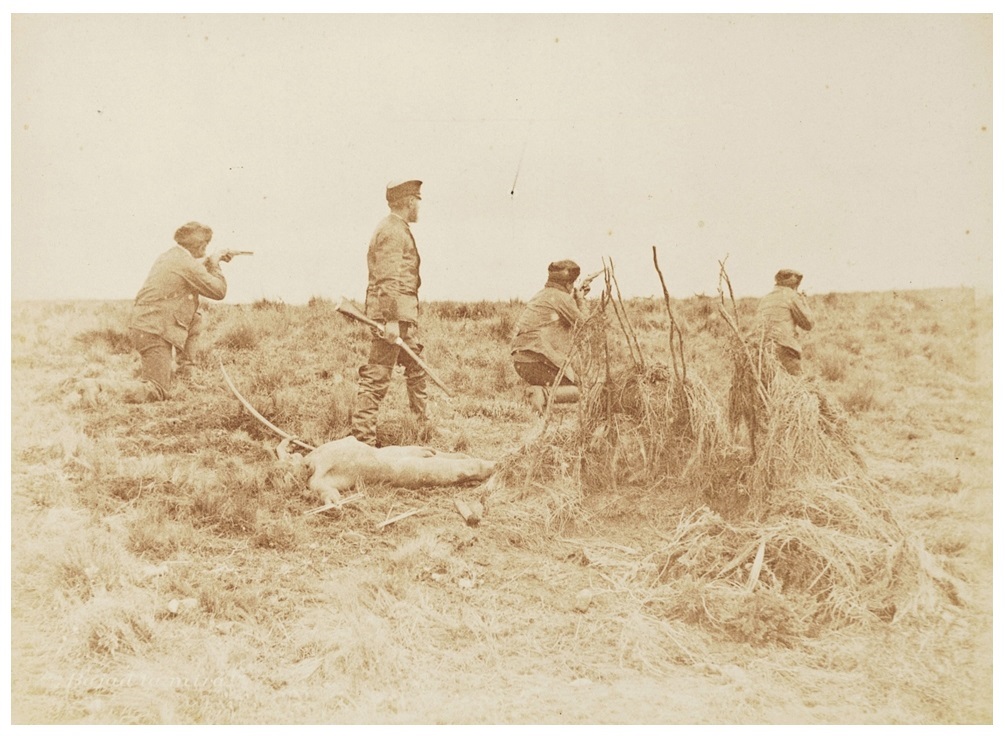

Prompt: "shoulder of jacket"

[373,215,409,237]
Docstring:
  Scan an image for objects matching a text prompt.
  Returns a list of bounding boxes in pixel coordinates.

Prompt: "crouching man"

[755,268,814,376]
[124,221,232,402]
[510,259,591,415]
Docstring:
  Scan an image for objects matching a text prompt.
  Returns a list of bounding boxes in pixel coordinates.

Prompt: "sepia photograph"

[8,9,994,725]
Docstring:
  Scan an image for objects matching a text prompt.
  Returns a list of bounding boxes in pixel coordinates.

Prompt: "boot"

[550,386,580,404]
[351,364,392,446]
[527,386,546,415]
[405,365,433,440]
[405,369,428,415]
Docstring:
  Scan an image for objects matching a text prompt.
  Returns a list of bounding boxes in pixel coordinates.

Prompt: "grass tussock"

[74,327,134,355]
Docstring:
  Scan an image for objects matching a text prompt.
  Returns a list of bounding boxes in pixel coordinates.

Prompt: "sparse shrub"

[489,310,516,343]
[428,300,502,321]
[21,469,74,509]
[83,603,155,657]
[187,479,258,535]
[376,413,433,447]
[840,380,880,412]
[922,337,967,376]
[216,320,260,351]
[838,334,864,355]
[127,510,197,559]
[198,582,261,622]
[815,347,849,382]
[74,327,134,355]
[57,534,133,602]
[252,297,285,311]
[252,514,303,551]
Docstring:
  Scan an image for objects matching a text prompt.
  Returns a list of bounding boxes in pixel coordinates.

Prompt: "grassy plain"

[10,286,993,724]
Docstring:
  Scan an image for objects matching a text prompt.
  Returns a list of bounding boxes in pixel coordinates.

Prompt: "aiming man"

[510,259,593,415]
[755,268,814,375]
[125,221,242,402]
[350,179,431,446]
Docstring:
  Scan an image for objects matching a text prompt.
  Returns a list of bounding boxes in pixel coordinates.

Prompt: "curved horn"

[218,359,315,452]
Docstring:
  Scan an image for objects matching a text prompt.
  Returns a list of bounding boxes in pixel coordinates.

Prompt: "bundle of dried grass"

[579,361,730,495]
[635,476,965,633]
[725,338,863,506]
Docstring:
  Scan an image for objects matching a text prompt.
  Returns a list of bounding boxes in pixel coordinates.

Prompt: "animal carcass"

[279,436,496,505]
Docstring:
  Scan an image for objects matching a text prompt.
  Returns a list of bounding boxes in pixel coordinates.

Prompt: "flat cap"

[174,221,213,247]
[774,268,803,285]
[386,179,422,202]
[548,260,581,280]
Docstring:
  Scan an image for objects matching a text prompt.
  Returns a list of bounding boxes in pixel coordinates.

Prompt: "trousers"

[350,322,429,445]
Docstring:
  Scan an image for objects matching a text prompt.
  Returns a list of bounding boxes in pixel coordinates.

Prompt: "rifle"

[215,249,254,263]
[580,269,604,293]
[334,297,453,397]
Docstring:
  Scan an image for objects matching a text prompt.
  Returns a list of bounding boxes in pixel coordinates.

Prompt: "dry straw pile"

[499,253,966,639]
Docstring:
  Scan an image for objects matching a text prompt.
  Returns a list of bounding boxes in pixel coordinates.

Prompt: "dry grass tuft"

[725,339,863,502]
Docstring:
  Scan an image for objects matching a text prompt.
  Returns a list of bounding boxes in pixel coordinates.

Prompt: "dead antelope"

[276,436,496,507]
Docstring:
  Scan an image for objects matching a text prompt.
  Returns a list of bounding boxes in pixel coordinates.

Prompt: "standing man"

[510,259,590,415]
[350,179,430,446]
[126,221,232,402]
[755,268,814,375]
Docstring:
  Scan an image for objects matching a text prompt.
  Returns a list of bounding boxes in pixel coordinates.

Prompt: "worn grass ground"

[10,287,993,724]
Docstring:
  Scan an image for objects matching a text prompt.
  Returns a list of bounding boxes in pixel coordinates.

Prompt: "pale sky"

[10,12,994,304]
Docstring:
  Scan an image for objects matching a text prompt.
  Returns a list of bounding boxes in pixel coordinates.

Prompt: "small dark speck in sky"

[966,229,971,235]
[554,37,559,43]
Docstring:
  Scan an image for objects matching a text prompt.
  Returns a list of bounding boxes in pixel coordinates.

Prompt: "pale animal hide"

[279,436,496,504]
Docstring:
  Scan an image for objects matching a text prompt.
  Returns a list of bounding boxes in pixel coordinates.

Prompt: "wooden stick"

[303,494,363,516]
[652,246,685,382]
[377,508,419,529]
[745,540,767,592]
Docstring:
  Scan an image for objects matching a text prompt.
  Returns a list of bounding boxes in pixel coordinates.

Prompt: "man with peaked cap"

[510,259,592,415]
[124,221,235,401]
[350,179,431,445]
[755,268,814,375]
